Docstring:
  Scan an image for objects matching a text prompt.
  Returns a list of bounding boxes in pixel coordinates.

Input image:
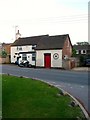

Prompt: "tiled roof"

[73,45,90,50]
[36,34,70,50]
[11,35,48,46]
[11,34,71,50]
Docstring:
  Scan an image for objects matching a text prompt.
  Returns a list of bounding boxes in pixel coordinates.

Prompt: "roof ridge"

[49,34,69,37]
[19,34,49,39]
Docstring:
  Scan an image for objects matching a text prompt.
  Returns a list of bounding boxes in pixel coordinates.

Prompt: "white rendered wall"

[36,50,62,68]
[11,45,34,63]
[19,53,35,65]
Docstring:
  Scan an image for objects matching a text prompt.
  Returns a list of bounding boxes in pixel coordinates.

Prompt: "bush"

[79,56,85,66]
[0,50,7,58]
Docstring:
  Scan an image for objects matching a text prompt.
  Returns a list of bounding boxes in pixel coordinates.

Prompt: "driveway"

[1,64,89,113]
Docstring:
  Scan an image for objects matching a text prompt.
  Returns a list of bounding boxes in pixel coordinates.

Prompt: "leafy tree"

[76,42,89,45]
[0,50,7,58]
[72,48,76,57]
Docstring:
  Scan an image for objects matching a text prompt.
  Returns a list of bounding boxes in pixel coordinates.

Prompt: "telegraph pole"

[88,2,90,44]
[15,26,18,40]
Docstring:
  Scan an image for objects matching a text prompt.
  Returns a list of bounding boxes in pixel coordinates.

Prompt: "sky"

[0,0,89,45]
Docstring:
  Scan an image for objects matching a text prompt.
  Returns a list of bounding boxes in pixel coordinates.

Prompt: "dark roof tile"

[11,35,48,46]
[73,45,90,50]
[11,34,71,50]
[36,34,69,50]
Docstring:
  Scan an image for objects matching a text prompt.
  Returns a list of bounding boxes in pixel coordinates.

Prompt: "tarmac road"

[1,64,89,113]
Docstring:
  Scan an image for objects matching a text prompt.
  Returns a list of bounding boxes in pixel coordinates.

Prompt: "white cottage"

[35,35,72,68]
[11,34,72,68]
[11,35,47,65]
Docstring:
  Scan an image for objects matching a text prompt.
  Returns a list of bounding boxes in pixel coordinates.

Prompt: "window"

[79,50,81,54]
[22,54,27,60]
[32,45,36,50]
[19,47,22,50]
[82,50,86,54]
[32,53,36,61]
[76,50,79,54]
[15,53,18,55]
[17,46,22,51]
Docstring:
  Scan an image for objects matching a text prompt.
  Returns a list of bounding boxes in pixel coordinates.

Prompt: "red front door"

[44,54,51,68]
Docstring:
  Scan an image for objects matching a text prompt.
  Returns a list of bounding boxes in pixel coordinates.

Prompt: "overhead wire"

[27,14,88,24]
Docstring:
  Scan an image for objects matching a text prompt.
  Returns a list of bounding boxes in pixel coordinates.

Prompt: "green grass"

[0,74,2,118]
[2,74,85,118]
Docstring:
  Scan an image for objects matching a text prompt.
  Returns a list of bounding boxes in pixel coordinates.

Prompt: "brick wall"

[0,43,11,63]
[62,37,72,59]
[0,56,10,64]
[2,43,11,55]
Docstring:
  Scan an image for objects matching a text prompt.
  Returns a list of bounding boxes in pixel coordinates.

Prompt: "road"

[0,64,89,112]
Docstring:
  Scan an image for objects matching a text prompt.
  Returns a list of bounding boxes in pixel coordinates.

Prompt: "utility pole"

[15,26,18,40]
[88,2,90,44]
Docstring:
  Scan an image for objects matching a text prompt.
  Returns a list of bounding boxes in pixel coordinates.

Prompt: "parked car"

[19,60,31,67]
[15,60,36,68]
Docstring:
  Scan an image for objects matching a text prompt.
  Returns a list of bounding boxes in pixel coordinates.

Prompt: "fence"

[0,55,10,64]
[62,57,79,70]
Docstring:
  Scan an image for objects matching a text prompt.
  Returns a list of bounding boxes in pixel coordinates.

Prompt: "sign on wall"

[53,53,59,60]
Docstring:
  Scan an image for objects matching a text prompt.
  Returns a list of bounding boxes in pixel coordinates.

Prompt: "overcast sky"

[0,0,88,45]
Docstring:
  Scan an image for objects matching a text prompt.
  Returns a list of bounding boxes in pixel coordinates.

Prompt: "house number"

[53,53,59,60]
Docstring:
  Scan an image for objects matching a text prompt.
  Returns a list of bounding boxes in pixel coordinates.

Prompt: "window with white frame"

[17,46,22,51]
[82,50,86,54]
[32,45,36,50]
[22,54,27,60]
[32,53,36,61]
[76,50,79,54]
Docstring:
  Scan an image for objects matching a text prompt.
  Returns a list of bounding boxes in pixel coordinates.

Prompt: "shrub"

[0,50,7,58]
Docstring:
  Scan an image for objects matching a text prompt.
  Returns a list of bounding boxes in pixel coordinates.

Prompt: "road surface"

[0,64,89,112]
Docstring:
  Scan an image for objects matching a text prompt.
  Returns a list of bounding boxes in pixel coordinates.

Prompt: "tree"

[76,42,89,45]
[72,48,76,57]
[0,50,7,58]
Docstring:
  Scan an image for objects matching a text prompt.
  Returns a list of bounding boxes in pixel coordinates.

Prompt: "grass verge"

[0,74,2,118]
[2,74,85,118]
